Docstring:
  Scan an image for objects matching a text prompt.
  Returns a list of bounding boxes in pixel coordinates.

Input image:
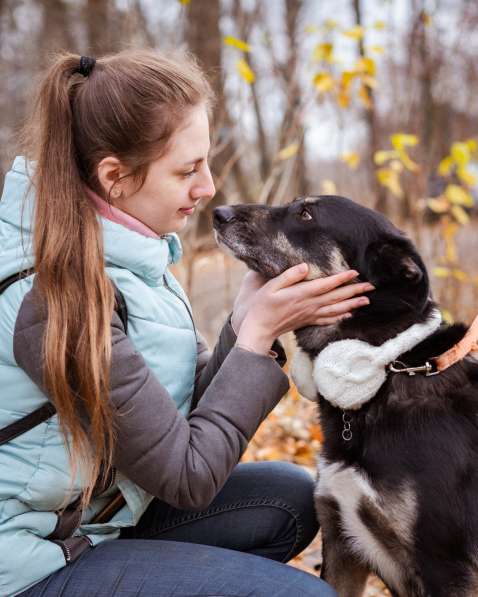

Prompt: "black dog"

[213,196,478,597]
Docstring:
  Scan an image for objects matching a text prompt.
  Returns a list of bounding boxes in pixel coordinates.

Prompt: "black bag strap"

[0,268,128,446]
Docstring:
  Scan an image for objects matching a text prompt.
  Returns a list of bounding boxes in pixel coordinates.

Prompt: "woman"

[0,49,372,596]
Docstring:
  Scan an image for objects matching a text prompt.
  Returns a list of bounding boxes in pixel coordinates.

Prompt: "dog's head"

[213,195,431,319]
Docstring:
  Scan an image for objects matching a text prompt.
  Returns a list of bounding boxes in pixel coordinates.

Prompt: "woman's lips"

[179,206,195,215]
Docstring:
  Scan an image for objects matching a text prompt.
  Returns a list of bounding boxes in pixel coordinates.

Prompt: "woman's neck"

[85,186,160,239]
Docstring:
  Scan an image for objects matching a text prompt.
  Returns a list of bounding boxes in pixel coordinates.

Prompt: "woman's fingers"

[315,313,352,326]
[311,281,374,307]
[292,269,361,297]
[268,263,310,291]
[316,296,369,317]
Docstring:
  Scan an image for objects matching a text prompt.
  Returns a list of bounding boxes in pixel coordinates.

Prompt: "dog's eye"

[299,208,313,221]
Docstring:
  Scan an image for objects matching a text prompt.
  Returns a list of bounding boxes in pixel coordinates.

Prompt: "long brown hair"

[19,49,213,507]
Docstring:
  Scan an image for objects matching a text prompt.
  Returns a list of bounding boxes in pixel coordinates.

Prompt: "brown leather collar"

[388,314,478,377]
[432,314,478,373]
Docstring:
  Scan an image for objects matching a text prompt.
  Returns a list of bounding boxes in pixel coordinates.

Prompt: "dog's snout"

[213,206,236,226]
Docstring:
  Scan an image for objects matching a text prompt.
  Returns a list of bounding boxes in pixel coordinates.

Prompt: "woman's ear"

[96,156,130,200]
[361,237,424,287]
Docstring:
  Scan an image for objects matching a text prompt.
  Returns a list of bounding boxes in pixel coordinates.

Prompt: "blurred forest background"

[1,0,477,594]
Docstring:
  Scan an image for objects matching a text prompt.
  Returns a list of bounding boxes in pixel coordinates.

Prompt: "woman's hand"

[236,263,374,354]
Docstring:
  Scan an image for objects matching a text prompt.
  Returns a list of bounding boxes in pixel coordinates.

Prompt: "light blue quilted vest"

[0,157,198,595]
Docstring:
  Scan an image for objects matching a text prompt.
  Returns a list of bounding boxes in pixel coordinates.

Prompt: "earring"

[111,186,122,199]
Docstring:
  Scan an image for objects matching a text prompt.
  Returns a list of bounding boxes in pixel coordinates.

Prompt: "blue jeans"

[19,461,336,596]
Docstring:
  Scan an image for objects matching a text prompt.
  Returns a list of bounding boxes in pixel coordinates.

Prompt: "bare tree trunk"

[262,0,308,204]
[40,0,76,53]
[234,1,271,183]
[185,0,253,244]
[86,0,122,55]
[352,0,386,214]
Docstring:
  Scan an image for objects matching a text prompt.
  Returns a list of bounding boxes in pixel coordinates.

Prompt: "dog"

[213,195,478,597]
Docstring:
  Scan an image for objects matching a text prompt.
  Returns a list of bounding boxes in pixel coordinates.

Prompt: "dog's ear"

[361,237,424,286]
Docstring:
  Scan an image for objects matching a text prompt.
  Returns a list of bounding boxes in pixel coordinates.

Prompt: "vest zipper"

[53,536,93,564]
[58,539,72,563]
[162,274,197,340]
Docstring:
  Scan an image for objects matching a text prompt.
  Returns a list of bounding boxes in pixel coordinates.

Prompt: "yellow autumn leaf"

[438,156,454,177]
[426,197,449,214]
[441,309,454,324]
[433,267,451,278]
[355,56,376,76]
[337,90,350,108]
[421,11,432,26]
[323,19,338,30]
[368,45,385,54]
[313,72,334,92]
[224,36,251,52]
[389,159,404,173]
[178,0,190,4]
[304,24,319,34]
[358,84,372,108]
[343,25,365,40]
[450,142,470,167]
[457,167,477,187]
[451,204,470,225]
[321,179,337,194]
[341,70,357,89]
[376,168,403,198]
[452,269,469,282]
[373,20,386,30]
[441,219,459,263]
[236,58,255,84]
[337,71,356,108]
[445,184,474,207]
[466,138,477,154]
[362,75,378,89]
[374,150,398,165]
[391,133,419,150]
[397,149,419,172]
[341,152,361,169]
[314,42,334,63]
[277,142,299,161]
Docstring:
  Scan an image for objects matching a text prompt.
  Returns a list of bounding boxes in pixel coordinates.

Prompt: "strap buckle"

[388,360,439,377]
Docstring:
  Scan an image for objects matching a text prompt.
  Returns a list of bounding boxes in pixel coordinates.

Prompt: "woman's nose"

[192,165,216,201]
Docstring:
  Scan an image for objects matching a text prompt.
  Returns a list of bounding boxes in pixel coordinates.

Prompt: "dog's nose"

[213,206,236,225]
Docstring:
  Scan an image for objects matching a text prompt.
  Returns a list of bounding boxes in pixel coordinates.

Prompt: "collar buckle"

[388,360,439,376]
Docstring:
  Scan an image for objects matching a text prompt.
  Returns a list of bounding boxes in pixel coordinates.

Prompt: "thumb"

[269,263,309,290]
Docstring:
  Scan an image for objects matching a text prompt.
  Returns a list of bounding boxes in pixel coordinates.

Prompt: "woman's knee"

[232,461,319,554]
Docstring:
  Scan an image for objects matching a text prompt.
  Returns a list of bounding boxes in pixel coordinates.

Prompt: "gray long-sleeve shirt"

[13,286,290,511]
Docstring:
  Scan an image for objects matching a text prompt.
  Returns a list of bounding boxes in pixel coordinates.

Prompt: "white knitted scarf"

[291,309,442,410]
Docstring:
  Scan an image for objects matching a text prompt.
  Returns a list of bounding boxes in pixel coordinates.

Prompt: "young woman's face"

[117,104,215,236]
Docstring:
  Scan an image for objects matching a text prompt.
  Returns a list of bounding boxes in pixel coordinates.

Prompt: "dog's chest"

[316,459,416,592]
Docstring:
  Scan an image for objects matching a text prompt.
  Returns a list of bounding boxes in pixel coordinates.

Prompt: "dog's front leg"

[318,497,369,597]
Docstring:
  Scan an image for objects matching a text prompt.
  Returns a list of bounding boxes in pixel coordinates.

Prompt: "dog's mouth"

[212,203,353,282]
[214,229,281,278]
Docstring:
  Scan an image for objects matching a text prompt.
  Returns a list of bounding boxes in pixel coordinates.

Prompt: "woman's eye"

[183,169,197,178]
[299,208,312,221]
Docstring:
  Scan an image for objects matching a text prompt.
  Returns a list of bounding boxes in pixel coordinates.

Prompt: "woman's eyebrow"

[183,157,204,166]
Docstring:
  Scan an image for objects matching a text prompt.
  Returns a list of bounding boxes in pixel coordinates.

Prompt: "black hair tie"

[76,55,96,77]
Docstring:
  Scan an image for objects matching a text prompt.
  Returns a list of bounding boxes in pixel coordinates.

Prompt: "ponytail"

[21,52,115,508]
